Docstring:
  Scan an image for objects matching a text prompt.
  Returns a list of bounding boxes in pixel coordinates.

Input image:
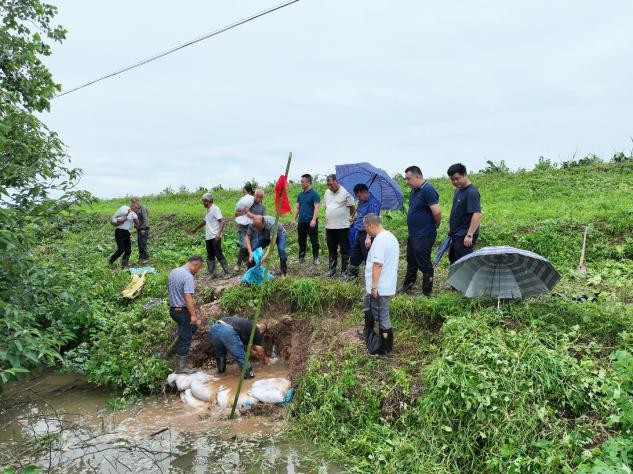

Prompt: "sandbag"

[180,389,209,409]
[216,387,259,410]
[249,378,291,404]
[167,371,214,392]
[190,377,220,403]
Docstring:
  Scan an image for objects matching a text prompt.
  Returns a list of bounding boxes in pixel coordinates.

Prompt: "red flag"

[274,175,291,216]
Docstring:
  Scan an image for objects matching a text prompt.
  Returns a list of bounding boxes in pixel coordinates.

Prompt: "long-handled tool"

[577,225,589,274]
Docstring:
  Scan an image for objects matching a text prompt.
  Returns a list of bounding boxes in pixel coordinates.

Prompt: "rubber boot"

[216,357,226,373]
[340,255,349,277]
[234,248,246,272]
[243,367,255,379]
[422,273,434,297]
[165,337,179,357]
[344,265,359,281]
[398,267,417,293]
[219,257,230,276]
[324,257,337,277]
[280,258,288,277]
[121,257,130,269]
[175,355,195,374]
[207,259,216,278]
[380,328,394,354]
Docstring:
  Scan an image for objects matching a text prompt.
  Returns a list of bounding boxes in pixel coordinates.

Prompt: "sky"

[44,1,633,198]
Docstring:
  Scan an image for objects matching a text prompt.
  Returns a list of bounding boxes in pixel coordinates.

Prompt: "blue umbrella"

[433,236,452,267]
[335,162,403,210]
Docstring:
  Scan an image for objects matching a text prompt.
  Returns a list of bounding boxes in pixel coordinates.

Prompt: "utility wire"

[55,0,301,98]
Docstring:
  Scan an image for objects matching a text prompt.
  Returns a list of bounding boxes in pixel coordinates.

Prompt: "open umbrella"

[335,162,403,210]
[447,246,561,300]
[433,236,452,268]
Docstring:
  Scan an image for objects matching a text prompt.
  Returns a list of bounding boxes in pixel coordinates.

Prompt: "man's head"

[252,215,265,230]
[254,189,265,203]
[363,213,383,237]
[326,174,340,193]
[243,183,254,195]
[256,322,268,336]
[353,183,369,203]
[404,166,424,190]
[186,255,204,274]
[300,174,312,191]
[201,193,213,208]
[129,196,141,212]
[447,163,470,189]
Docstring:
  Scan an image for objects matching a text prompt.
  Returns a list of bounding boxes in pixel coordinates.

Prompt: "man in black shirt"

[207,316,269,379]
[447,163,482,263]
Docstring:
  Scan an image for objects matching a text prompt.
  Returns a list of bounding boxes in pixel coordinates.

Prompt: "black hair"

[326,174,337,182]
[188,255,203,263]
[243,183,254,195]
[404,166,422,177]
[447,163,467,176]
[301,174,313,184]
[353,183,369,194]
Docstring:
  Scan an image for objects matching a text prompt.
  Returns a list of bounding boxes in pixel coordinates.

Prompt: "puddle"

[0,369,338,473]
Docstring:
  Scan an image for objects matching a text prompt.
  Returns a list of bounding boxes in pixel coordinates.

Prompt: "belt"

[170,306,187,311]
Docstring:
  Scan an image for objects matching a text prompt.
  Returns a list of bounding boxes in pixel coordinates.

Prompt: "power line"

[55,0,301,98]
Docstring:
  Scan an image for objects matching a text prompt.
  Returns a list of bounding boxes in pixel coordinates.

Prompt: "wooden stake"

[577,225,588,274]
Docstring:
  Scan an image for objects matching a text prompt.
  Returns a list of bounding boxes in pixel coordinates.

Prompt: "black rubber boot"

[422,273,434,297]
[243,368,255,379]
[344,264,359,281]
[175,355,195,374]
[380,328,394,354]
[207,259,216,278]
[216,357,226,373]
[219,257,230,276]
[340,255,349,276]
[280,259,288,276]
[398,267,417,293]
[121,257,130,269]
[324,257,337,277]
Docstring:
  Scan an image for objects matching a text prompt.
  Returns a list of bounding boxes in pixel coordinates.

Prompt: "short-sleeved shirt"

[407,181,439,237]
[297,188,320,223]
[246,216,286,241]
[352,194,381,232]
[235,195,255,226]
[221,316,263,347]
[449,184,481,237]
[204,204,223,240]
[112,206,138,231]
[365,230,400,296]
[324,187,355,229]
[168,264,195,307]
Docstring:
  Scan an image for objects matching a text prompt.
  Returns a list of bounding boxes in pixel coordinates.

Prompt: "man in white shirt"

[323,174,355,277]
[363,213,399,354]
[189,193,230,278]
[108,200,140,268]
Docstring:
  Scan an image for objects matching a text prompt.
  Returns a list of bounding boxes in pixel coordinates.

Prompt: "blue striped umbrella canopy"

[334,162,403,211]
[447,246,561,299]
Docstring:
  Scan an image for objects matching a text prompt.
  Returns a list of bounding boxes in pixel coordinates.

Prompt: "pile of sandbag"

[167,371,292,410]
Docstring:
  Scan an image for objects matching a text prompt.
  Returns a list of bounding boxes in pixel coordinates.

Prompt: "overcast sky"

[44,1,633,198]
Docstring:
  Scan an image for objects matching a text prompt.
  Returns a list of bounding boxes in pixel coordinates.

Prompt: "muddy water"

[0,365,337,473]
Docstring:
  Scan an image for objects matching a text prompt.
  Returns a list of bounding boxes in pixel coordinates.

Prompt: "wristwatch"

[466,234,473,238]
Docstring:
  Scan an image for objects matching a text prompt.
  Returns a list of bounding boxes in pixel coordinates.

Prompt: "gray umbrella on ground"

[447,246,561,299]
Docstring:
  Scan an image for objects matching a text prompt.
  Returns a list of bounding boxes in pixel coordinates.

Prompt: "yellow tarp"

[121,272,146,299]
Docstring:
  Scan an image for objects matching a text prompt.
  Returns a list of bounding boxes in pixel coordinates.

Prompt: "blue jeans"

[208,322,250,370]
[169,307,198,356]
[252,232,287,261]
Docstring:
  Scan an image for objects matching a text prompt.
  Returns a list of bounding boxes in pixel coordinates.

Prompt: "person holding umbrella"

[447,163,481,263]
[400,166,441,296]
[345,183,381,280]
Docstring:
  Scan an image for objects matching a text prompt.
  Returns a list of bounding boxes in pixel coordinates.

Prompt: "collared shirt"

[247,216,286,241]
[449,183,481,237]
[352,194,381,232]
[204,204,223,240]
[407,181,439,237]
[365,230,399,296]
[324,187,355,229]
[296,188,320,223]
[168,264,195,307]
[235,195,255,226]
[112,205,138,231]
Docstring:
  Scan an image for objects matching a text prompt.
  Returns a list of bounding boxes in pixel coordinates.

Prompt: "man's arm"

[244,233,254,261]
[311,203,320,228]
[183,293,198,324]
[189,219,205,235]
[348,204,356,217]
[216,218,225,240]
[371,262,383,298]
[251,345,269,364]
[430,203,441,226]
[463,212,482,248]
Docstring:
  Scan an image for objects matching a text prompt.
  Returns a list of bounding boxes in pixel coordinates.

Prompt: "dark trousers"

[205,238,226,262]
[326,228,350,261]
[406,236,436,277]
[449,235,477,264]
[350,230,371,267]
[137,228,149,260]
[298,221,319,259]
[109,228,131,264]
[170,307,198,356]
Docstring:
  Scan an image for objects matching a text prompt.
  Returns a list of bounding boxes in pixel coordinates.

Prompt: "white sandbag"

[216,387,258,410]
[249,378,292,404]
[190,376,220,403]
[167,371,214,392]
[180,389,209,409]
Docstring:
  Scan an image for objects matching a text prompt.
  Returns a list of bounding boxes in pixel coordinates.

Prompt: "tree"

[0,1,91,389]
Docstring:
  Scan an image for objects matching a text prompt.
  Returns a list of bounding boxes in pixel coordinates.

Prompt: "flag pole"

[230,152,292,419]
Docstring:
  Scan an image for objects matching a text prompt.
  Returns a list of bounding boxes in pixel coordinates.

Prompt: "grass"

[39,156,633,472]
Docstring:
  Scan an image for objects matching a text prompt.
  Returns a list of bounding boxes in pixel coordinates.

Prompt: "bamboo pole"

[229,152,292,419]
